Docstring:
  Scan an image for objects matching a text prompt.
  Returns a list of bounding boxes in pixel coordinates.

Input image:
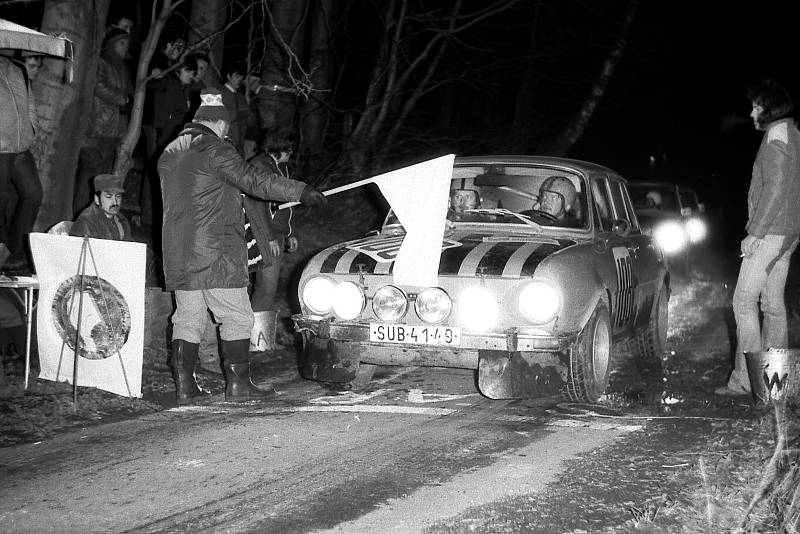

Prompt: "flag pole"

[275,176,377,210]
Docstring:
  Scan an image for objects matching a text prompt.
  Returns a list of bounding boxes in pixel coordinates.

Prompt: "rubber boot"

[171,339,210,405]
[221,338,273,401]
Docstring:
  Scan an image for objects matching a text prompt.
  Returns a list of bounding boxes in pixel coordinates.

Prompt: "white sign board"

[30,233,145,397]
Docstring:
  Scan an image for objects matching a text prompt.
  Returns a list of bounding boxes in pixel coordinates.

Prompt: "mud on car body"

[293,156,670,402]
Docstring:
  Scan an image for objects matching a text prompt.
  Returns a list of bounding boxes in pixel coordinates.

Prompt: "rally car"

[293,156,669,402]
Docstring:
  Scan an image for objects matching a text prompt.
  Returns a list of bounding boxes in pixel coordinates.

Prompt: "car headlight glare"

[415,287,452,324]
[332,281,365,320]
[518,282,560,324]
[373,285,408,321]
[653,221,687,254]
[302,276,336,314]
[685,217,707,243]
[457,286,498,331]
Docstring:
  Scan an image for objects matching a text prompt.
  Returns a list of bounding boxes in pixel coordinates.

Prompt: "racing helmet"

[645,190,662,208]
[450,177,481,213]
[539,176,576,212]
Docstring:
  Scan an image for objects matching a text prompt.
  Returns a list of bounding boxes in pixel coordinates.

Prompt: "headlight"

[332,281,365,320]
[302,276,336,314]
[685,217,707,243]
[653,221,687,254]
[373,285,408,321]
[457,286,498,331]
[518,282,560,324]
[415,287,452,324]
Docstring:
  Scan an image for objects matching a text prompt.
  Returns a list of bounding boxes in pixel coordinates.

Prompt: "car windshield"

[383,164,589,230]
[627,183,680,212]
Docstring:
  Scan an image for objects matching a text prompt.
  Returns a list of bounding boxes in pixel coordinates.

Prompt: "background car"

[293,156,670,402]
[627,181,694,276]
[679,186,709,245]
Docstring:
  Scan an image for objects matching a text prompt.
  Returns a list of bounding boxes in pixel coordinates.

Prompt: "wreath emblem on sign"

[52,275,131,360]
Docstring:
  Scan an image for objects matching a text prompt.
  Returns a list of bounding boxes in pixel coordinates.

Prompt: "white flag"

[29,233,146,398]
[373,154,454,287]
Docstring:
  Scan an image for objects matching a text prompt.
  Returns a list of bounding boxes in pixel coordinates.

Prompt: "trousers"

[728,234,798,389]
[173,287,254,343]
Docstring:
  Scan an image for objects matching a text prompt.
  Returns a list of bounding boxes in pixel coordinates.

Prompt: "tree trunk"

[257,0,307,133]
[300,0,336,179]
[541,0,638,157]
[188,0,227,86]
[34,0,110,231]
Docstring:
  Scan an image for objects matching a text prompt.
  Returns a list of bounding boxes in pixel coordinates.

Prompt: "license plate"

[369,324,461,346]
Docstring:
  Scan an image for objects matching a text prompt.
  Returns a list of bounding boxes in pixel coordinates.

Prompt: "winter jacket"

[746,118,800,238]
[0,56,36,154]
[88,48,132,139]
[243,151,294,268]
[157,123,307,291]
[70,202,133,241]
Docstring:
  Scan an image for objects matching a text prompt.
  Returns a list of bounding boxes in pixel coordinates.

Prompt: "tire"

[564,303,612,402]
[347,363,377,390]
[633,282,668,360]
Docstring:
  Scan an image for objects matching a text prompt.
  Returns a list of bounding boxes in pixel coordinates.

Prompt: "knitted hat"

[103,27,130,50]
[94,174,125,194]
[193,87,231,122]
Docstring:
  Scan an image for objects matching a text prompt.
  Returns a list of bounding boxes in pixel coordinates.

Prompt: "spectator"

[716,79,800,396]
[0,51,42,272]
[70,174,157,286]
[185,52,209,116]
[244,132,301,355]
[73,28,133,217]
[220,62,256,155]
[157,87,326,404]
[141,57,197,226]
[107,14,134,35]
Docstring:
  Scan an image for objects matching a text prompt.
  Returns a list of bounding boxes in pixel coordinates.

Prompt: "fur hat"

[93,174,125,194]
[192,87,231,122]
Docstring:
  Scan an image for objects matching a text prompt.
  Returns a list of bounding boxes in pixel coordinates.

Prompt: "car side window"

[608,179,631,224]
[616,181,639,230]
[591,178,613,231]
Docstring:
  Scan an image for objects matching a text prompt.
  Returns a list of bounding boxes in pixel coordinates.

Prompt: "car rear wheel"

[634,282,668,360]
[564,303,611,402]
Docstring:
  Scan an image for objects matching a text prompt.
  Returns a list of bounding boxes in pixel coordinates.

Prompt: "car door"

[590,175,637,333]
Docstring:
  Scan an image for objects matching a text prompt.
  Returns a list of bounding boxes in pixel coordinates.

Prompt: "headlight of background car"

[518,281,560,324]
[302,276,336,314]
[332,281,365,320]
[457,286,498,331]
[373,285,408,321]
[653,221,687,254]
[685,217,707,243]
[415,287,452,324]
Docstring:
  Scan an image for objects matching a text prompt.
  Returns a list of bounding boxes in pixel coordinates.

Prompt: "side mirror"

[612,219,630,236]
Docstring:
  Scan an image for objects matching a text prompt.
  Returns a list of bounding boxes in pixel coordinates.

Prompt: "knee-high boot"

[221,339,273,401]
[171,339,209,405]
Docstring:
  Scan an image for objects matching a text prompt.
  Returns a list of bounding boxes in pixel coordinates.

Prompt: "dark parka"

[157,123,307,291]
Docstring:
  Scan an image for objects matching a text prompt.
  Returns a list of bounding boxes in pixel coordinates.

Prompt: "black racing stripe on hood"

[519,241,565,276]
[320,247,350,273]
[438,234,484,275]
[345,253,378,274]
[475,241,530,275]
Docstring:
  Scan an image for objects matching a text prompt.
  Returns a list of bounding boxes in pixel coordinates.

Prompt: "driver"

[645,190,662,209]
[532,175,576,223]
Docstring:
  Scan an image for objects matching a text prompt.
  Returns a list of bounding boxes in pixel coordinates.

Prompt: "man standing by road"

[158,87,326,404]
[716,79,800,396]
[70,174,132,241]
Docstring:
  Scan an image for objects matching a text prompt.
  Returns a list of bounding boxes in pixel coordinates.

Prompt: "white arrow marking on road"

[295,405,456,416]
[406,388,480,403]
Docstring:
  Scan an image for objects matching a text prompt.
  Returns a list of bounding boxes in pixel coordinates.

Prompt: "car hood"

[309,231,577,278]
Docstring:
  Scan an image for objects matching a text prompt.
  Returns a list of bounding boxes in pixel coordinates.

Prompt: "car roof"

[454,155,625,180]
[626,180,679,188]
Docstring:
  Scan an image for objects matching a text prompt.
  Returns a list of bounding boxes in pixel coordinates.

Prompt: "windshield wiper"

[463,208,543,230]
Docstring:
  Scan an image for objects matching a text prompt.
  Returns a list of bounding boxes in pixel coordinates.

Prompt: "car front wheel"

[564,303,611,402]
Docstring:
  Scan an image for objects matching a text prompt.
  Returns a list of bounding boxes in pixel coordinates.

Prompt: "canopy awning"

[0,18,72,59]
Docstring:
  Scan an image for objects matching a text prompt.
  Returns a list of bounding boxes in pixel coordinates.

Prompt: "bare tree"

[540,0,639,156]
[34,0,110,231]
